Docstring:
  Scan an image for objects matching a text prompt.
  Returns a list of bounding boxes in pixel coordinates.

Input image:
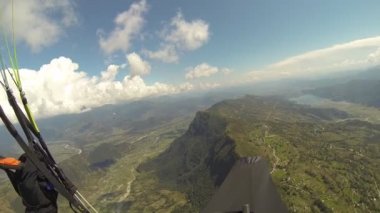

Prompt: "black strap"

[6,89,34,145]
[18,108,77,192]
[19,102,57,165]
[6,89,77,192]
[4,169,20,195]
[0,105,87,212]
[8,90,77,193]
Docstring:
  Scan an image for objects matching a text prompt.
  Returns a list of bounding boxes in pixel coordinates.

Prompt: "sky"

[0,0,380,119]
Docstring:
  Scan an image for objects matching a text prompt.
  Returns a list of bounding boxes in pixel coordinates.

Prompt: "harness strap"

[0,105,87,212]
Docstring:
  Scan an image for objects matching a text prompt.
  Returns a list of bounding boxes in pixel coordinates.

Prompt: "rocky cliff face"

[140,110,238,209]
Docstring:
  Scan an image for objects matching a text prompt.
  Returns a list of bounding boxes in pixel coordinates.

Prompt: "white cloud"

[0,57,193,120]
[198,82,220,90]
[100,64,119,81]
[165,12,209,51]
[143,45,179,63]
[221,68,233,75]
[185,63,219,79]
[145,12,210,63]
[126,52,151,76]
[99,0,148,55]
[368,47,380,64]
[248,36,380,82]
[0,0,77,52]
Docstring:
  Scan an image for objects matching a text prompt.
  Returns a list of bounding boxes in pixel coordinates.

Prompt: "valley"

[0,95,379,212]
[138,96,380,212]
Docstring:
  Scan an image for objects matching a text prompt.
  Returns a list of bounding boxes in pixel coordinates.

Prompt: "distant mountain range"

[305,79,380,107]
[0,92,244,154]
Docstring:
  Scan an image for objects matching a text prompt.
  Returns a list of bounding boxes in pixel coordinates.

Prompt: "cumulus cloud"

[165,12,209,51]
[126,52,151,76]
[0,57,193,120]
[198,82,220,90]
[142,45,179,63]
[99,0,148,55]
[100,64,119,81]
[185,63,220,79]
[145,12,209,63]
[0,0,77,52]
[221,68,233,75]
[248,36,380,82]
[368,47,380,64]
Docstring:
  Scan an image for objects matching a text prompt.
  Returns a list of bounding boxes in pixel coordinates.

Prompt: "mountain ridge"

[139,95,380,212]
[305,79,380,107]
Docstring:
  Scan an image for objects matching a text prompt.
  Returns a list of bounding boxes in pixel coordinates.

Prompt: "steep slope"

[140,110,237,210]
[141,95,380,212]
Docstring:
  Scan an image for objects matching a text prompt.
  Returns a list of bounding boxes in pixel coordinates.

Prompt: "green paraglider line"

[3,0,40,133]
[0,1,98,212]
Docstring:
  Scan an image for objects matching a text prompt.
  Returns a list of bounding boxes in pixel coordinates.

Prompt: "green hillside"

[141,95,380,212]
[1,95,379,212]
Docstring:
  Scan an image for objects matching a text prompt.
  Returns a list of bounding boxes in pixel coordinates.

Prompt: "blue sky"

[12,0,380,81]
[1,0,380,118]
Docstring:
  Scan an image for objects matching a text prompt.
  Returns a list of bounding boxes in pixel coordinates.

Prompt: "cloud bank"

[248,36,380,82]
[0,57,193,120]
[0,0,77,52]
[99,0,148,55]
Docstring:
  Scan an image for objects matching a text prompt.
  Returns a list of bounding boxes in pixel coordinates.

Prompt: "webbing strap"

[0,105,87,212]
[11,93,77,192]
[6,89,34,145]
[17,92,55,165]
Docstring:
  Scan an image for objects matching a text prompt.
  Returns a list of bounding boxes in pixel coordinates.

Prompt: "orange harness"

[0,157,21,169]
